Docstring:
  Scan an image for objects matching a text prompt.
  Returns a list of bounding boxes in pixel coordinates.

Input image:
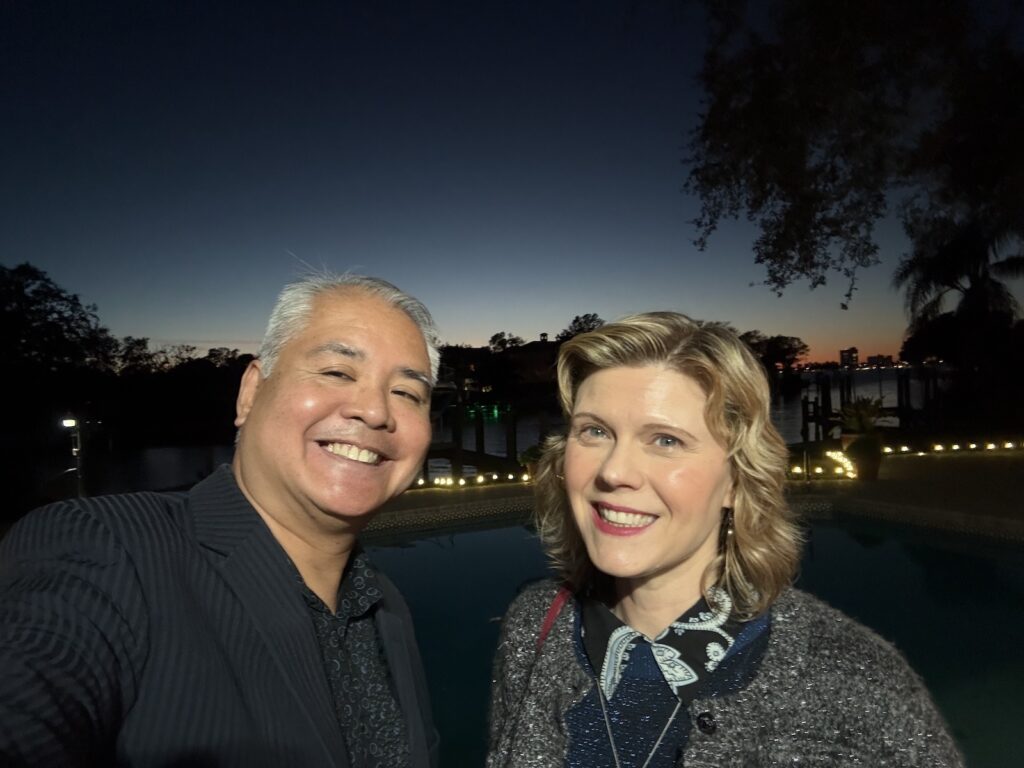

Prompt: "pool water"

[367,518,1023,767]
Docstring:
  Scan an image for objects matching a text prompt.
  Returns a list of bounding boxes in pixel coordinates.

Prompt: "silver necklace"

[596,684,682,768]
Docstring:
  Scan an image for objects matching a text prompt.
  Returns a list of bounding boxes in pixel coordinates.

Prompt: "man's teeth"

[598,506,655,528]
[325,443,381,465]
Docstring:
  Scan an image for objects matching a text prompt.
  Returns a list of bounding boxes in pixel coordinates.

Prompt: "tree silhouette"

[114,339,200,375]
[899,314,962,366]
[741,331,809,373]
[488,332,524,353]
[2,263,122,514]
[115,336,160,375]
[154,344,197,370]
[2,262,118,374]
[556,313,604,342]
[893,215,1024,380]
[893,215,1024,332]
[686,0,1024,301]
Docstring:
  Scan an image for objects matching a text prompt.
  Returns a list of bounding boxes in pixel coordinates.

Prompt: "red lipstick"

[589,503,656,537]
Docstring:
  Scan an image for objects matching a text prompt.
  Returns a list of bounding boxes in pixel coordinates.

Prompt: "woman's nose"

[595,442,642,489]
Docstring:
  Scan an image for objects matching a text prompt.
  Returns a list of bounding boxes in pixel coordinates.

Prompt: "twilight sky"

[1,0,980,361]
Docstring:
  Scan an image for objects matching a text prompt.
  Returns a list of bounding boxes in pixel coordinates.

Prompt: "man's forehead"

[307,292,426,346]
[296,294,431,377]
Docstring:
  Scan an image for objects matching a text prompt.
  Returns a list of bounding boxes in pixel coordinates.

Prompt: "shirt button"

[696,711,717,734]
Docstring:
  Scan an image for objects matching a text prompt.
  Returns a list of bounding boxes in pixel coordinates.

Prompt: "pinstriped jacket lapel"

[188,467,349,768]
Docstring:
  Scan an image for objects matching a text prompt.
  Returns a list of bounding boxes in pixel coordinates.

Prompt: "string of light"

[413,439,1021,488]
[416,472,531,488]
[789,439,1022,480]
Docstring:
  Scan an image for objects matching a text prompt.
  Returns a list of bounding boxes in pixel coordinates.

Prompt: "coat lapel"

[189,467,349,768]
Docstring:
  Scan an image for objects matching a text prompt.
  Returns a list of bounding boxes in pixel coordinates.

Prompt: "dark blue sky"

[1,0,956,360]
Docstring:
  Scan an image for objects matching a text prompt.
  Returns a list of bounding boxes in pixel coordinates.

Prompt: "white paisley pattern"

[599,587,736,699]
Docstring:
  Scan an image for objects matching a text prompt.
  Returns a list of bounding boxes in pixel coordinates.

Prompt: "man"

[0,274,440,767]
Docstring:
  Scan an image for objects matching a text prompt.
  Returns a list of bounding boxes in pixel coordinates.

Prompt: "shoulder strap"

[536,586,573,651]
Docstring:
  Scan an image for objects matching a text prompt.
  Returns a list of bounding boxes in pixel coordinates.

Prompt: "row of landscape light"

[789,439,1022,479]
[417,472,531,487]
[421,440,1023,487]
[881,441,1018,454]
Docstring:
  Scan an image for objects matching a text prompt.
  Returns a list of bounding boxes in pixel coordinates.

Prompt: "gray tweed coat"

[488,581,963,767]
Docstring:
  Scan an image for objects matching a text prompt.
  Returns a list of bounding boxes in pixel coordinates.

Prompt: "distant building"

[839,347,859,368]
[866,354,893,367]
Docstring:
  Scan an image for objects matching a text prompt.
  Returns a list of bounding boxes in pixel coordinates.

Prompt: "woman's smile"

[591,502,657,535]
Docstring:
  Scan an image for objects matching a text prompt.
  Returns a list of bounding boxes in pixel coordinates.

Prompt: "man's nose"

[341,383,394,431]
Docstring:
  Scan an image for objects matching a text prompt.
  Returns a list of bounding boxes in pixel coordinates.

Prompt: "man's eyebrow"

[401,368,434,392]
[307,342,364,360]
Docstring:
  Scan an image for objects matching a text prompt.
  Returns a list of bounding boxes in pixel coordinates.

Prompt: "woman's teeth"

[597,505,655,527]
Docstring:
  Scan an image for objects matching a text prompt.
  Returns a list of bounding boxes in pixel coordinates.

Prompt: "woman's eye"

[576,424,607,440]
[654,434,680,448]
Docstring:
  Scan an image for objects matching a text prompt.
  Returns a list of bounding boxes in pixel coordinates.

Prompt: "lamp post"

[61,417,84,497]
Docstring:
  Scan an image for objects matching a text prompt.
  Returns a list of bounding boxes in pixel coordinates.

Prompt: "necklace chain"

[596,684,682,768]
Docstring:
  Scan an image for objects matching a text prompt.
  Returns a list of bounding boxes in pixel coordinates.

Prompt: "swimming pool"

[367,515,1023,767]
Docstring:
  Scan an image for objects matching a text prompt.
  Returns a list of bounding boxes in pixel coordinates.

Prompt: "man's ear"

[234,359,264,428]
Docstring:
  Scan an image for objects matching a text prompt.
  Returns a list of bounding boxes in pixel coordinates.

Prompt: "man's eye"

[393,389,424,404]
[323,370,353,380]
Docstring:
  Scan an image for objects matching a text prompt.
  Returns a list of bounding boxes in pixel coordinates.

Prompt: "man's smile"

[320,441,384,465]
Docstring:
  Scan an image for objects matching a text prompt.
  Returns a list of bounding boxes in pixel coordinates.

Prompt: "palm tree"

[894,215,1024,333]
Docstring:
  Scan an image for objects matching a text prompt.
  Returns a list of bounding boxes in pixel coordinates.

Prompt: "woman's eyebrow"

[641,422,699,442]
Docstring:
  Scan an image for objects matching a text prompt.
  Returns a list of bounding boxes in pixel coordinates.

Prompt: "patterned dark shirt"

[567,589,745,768]
[299,549,411,768]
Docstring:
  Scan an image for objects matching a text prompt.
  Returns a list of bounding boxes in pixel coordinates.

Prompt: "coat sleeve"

[487,605,515,751]
[779,592,965,767]
[0,502,149,767]
[836,639,965,767]
[487,581,557,766]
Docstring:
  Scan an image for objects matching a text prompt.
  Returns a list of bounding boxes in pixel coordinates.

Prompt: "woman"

[487,312,962,767]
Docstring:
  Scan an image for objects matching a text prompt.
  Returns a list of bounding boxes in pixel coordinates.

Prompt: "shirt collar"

[297,546,384,622]
[582,587,740,702]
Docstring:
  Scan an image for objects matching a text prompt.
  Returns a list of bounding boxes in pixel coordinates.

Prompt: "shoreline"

[366,452,1024,544]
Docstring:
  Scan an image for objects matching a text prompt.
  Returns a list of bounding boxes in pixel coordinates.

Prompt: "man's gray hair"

[257,273,441,382]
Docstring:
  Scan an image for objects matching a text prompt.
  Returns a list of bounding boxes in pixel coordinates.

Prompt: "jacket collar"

[188,465,350,768]
[188,464,266,555]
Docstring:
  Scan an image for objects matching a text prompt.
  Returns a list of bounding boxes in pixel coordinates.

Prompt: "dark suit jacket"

[0,466,438,768]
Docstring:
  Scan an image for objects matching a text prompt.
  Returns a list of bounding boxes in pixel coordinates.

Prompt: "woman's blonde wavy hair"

[534,311,801,619]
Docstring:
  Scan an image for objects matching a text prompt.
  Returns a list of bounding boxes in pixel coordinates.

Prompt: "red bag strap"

[536,586,573,651]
